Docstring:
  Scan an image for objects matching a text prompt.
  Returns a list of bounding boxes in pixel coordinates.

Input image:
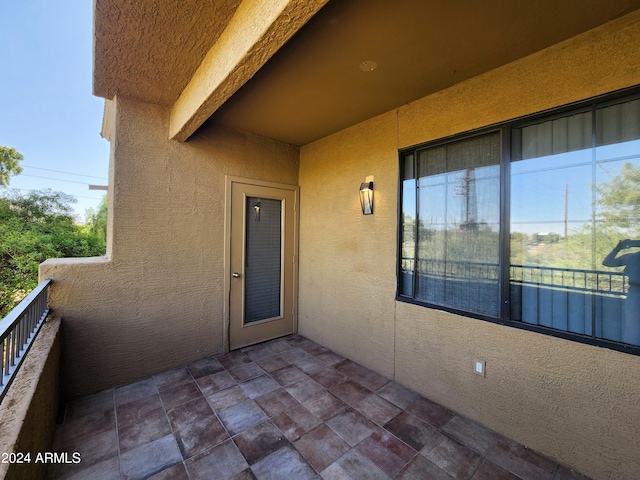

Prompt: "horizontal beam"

[169,0,328,142]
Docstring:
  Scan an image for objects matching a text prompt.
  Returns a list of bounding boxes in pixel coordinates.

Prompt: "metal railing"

[0,279,52,403]
[510,264,627,296]
[401,258,628,295]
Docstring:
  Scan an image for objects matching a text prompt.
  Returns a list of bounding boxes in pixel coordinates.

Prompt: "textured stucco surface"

[170,0,329,142]
[40,98,299,400]
[298,11,640,480]
[0,318,60,480]
[93,0,240,106]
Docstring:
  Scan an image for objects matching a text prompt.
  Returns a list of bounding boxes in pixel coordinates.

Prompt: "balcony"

[401,259,632,347]
[0,292,591,480]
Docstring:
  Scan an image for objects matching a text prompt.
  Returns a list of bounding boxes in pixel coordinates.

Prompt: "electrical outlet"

[474,360,486,377]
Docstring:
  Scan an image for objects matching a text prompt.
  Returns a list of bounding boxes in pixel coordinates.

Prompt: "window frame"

[396,86,640,356]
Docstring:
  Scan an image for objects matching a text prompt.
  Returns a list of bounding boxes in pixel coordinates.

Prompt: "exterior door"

[227,178,298,350]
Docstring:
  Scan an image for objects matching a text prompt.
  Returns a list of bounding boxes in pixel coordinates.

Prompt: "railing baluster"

[0,279,52,403]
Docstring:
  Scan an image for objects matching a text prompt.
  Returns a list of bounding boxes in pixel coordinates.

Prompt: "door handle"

[232,272,241,278]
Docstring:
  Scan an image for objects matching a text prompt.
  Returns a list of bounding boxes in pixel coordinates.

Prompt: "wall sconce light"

[359,177,374,215]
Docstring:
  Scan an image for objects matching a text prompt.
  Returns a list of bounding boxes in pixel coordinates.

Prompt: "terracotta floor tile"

[229,362,266,382]
[292,354,326,375]
[294,424,351,472]
[297,339,328,356]
[486,438,556,480]
[309,367,346,389]
[206,385,250,413]
[65,389,114,421]
[168,397,229,458]
[115,378,157,406]
[56,455,121,480]
[159,381,202,410]
[384,411,439,451]
[54,429,118,479]
[552,465,593,480]
[233,421,289,465]
[302,390,347,421]
[271,404,322,442]
[406,397,456,429]
[396,455,456,480]
[315,350,345,366]
[329,379,372,406]
[255,354,290,372]
[421,431,483,480]
[152,367,192,391]
[271,365,308,386]
[255,388,300,418]
[120,434,182,480]
[117,392,164,428]
[61,408,116,447]
[185,439,249,480]
[285,377,325,403]
[196,370,237,396]
[326,408,378,446]
[320,449,388,480]
[278,347,311,365]
[471,459,521,480]
[218,399,269,436]
[334,359,390,391]
[241,344,277,362]
[354,393,402,427]
[239,374,281,399]
[251,444,316,480]
[442,415,502,456]
[118,408,172,454]
[376,382,421,409]
[187,357,224,379]
[147,462,191,480]
[217,350,252,369]
[356,429,416,477]
[263,337,296,354]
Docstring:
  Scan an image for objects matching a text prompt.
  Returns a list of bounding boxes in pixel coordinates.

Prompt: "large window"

[399,91,640,354]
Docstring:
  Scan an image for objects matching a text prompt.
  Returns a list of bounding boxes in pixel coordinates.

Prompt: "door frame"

[223,176,299,353]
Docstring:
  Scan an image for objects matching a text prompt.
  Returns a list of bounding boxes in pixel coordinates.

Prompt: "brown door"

[228,178,297,350]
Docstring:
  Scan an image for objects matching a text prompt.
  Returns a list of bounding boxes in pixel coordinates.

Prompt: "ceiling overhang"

[94,0,640,146]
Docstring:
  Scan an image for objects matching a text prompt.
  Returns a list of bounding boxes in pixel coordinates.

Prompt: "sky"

[0,1,110,220]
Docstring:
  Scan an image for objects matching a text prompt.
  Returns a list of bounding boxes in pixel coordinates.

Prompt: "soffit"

[208,0,640,146]
[93,0,241,105]
[93,0,640,146]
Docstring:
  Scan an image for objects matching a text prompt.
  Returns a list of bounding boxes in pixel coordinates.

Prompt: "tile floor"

[48,335,591,480]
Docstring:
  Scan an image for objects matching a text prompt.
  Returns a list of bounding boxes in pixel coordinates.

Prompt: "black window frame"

[396,86,640,356]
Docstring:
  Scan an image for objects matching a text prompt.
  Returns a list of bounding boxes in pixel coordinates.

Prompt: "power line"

[19,174,95,185]
[5,188,105,202]
[21,164,107,180]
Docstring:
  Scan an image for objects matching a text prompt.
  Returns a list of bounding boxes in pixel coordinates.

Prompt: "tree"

[85,195,108,243]
[0,146,24,187]
[597,162,640,236]
[0,189,106,317]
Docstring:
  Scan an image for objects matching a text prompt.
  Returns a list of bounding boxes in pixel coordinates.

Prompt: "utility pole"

[564,184,568,240]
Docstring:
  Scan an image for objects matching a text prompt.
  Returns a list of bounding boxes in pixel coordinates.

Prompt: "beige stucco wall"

[40,97,298,400]
[0,318,60,480]
[298,11,640,480]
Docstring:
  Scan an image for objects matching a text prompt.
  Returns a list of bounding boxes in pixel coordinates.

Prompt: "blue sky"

[0,1,110,220]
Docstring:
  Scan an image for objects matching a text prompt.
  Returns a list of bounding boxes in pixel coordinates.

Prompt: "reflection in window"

[399,93,640,351]
[511,98,640,346]
[401,132,501,317]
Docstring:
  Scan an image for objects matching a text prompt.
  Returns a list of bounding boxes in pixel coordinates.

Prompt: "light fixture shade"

[359,181,374,214]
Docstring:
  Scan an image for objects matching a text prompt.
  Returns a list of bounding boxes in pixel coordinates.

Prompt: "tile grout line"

[111,388,123,480]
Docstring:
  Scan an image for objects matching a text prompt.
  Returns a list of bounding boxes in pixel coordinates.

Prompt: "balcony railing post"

[0,279,52,403]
